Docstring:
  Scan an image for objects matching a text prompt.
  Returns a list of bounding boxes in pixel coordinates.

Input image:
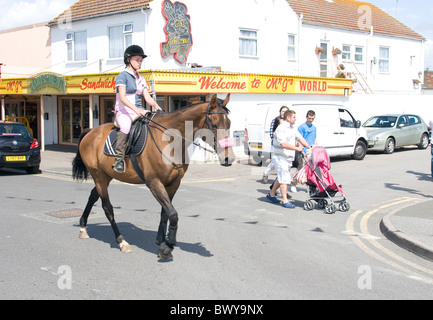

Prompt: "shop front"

[1,70,353,151]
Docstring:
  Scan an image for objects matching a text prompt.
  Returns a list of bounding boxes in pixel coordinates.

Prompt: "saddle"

[104,117,148,157]
[104,115,150,181]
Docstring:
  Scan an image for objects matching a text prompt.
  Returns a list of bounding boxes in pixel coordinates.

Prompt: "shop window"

[59,98,89,144]
[101,97,115,123]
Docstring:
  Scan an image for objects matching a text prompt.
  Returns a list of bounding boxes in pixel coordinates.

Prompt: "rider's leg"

[113,114,131,173]
[113,131,128,173]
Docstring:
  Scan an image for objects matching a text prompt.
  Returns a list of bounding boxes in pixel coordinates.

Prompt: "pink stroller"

[296,146,350,214]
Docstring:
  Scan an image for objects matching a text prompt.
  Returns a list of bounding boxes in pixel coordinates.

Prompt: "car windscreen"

[0,124,32,139]
[363,116,397,128]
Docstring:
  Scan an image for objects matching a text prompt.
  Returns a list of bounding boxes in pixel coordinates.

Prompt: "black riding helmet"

[124,45,147,65]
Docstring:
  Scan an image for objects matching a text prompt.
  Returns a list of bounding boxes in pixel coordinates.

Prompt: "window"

[66,31,87,62]
[319,42,328,77]
[239,29,257,57]
[379,47,390,73]
[288,34,296,60]
[342,45,351,61]
[407,115,421,126]
[342,45,363,63]
[339,109,355,128]
[109,24,133,59]
[354,46,364,63]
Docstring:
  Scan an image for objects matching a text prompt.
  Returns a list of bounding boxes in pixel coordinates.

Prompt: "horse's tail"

[72,129,91,181]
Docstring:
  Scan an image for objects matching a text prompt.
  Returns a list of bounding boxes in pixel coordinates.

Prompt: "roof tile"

[286,0,425,40]
[50,0,153,24]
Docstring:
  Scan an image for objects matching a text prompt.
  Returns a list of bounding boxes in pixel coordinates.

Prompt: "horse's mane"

[161,98,230,115]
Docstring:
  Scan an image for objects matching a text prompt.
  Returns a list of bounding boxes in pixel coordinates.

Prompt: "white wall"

[347,93,433,125]
[299,25,424,94]
[51,11,149,74]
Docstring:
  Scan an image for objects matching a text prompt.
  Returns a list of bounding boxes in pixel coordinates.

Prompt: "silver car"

[363,114,430,154]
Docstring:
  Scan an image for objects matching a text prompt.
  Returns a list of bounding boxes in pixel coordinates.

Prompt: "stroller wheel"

[325,204,336,214]
[318,199,327,209]
[304,200,314,211]
[338,202,350,212]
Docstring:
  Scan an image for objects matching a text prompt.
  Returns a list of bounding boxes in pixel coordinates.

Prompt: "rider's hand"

[136,108,150,116]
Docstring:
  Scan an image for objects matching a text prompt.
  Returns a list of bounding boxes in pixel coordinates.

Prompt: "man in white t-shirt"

[266,110,311,208]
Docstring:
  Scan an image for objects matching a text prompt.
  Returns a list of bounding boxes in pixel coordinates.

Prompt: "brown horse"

[72,94,235,259]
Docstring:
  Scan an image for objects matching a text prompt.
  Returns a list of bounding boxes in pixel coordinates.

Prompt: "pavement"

[39,144,433,262]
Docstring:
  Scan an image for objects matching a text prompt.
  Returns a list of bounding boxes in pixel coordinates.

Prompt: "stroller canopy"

[306,146,343,194]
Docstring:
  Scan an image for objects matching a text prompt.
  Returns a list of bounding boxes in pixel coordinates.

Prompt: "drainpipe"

[367,25,373,78]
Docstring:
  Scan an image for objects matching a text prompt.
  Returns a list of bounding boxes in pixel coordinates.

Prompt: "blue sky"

[0,0,432,68]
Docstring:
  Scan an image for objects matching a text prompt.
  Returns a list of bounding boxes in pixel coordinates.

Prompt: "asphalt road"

[1,147,433,300]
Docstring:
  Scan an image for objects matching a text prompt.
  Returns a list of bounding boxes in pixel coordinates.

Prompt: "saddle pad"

[104,122,148,157]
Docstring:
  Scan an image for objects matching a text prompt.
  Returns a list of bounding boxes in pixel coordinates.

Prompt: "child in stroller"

[295,146,350,214]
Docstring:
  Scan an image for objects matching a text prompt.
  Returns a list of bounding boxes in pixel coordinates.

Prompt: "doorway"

[59,97,90,144]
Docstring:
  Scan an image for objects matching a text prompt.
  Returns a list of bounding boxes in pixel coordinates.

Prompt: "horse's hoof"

[158,242,173,260]
[119,240,132,253]
[79,228,89,239]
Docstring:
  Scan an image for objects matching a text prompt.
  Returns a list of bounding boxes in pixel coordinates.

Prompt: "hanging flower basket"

[332,47,342,56]
[315,46,325,54]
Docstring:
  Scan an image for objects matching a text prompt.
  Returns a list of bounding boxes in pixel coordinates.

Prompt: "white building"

[50,0,425,94]
[2,0,431,151]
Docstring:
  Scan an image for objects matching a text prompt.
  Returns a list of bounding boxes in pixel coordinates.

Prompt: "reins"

[142,102,227,156]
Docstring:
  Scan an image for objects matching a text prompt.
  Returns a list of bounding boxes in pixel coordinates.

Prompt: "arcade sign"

[160,0,193,64]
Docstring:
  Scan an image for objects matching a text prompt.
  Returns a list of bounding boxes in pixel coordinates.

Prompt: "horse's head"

[206,94,236,166]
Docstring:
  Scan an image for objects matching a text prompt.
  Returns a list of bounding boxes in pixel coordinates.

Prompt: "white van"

[243,103,368,163]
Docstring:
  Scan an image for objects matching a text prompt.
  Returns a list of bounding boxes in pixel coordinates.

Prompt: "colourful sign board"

[0,71,352,96]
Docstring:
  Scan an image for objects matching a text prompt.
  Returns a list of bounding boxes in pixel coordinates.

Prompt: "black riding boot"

[113,131,128,173]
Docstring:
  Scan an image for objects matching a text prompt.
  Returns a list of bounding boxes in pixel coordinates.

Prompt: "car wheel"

[384,137,395,154]
[352,140,367,160]
[418,133,429,149]
[26,166,40,174]
[251,155,263,166]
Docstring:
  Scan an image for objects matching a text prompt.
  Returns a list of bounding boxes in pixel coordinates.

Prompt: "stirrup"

[113,158,125,173]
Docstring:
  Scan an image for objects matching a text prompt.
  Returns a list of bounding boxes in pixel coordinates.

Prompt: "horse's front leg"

[149,180,179,260]
[156,207,168,245]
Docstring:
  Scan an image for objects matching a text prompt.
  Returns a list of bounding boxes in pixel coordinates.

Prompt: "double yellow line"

[345,197,433,284]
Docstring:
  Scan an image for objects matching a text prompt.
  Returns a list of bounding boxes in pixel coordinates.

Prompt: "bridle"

[205,99,230,149]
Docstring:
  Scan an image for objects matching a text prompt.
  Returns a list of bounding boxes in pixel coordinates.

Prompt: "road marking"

[346,198,433,284]
[182,178,235,184]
